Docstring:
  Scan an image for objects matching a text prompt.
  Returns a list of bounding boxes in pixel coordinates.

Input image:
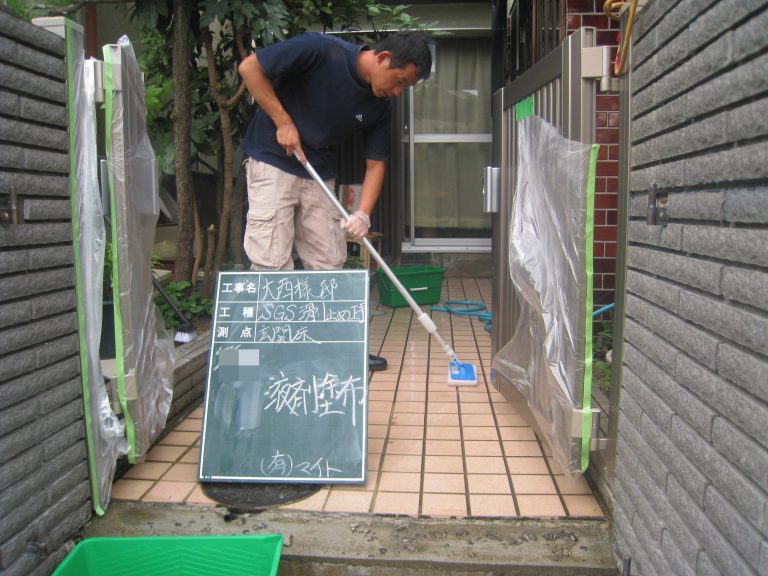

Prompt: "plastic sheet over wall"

[492,115,598,476]
[103,36,173,463]
[66,23,127,514]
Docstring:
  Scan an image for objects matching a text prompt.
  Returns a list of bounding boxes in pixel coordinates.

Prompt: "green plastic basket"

[375,265,445,308]
[52,535,283,576]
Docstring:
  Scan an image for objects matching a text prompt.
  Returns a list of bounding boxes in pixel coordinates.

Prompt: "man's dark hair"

[374,32,433,80]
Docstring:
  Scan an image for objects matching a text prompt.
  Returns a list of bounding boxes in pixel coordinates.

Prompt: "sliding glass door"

[401,36,492,251]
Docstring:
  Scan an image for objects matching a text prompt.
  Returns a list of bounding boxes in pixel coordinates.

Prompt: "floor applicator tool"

[295,152,478,386]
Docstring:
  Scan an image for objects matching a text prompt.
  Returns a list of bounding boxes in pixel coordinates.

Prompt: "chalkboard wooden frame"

[198,270,369,484]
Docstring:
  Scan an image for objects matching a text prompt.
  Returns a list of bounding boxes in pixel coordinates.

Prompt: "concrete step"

[81,501,618,575]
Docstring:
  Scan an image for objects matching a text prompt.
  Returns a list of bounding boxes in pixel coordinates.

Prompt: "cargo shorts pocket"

[244,207,290,269]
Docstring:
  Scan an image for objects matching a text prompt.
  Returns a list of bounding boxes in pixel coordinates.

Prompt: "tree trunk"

[213,106,233,273]
[191,198,202,285]
[230,160,244,269]
[202,224,216,299]
[171,0,195,282]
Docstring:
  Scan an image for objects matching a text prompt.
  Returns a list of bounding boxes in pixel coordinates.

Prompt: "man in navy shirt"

[239,32,431,370]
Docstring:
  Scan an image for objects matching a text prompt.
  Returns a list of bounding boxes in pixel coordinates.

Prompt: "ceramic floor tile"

[377,471,421,492]
[469,494,517,517]
[498,427,537,441]
[554,474,594,495]
[369,390,396,402]
[368,453,383,472]
[422,473,466,494]
[424,455,464,474]
[188,406,204,418]
[428,392,459,403]
[462,427,499,441]
[382,454,422,473]
[385,438,423,455]
[369,401,394,413]
[393,401,426,414]
[420,493,467,517]
[396,390,427,402]
[368,438,385,454]
[179,447,199,464]
[506,457,550,475]
[111,479,153,500]
[141,481,196,504]
[503,441,544,458]
[459,391,490,403]
[162,463,198,482]
[334,471,378,491]
[279,489,329,511]
[563,495,603,517]
[368,424,389,438]
[398,380,427,391]
[369,380,397,391]
[463,441,503,457]
[516,494,566,517]
[388,425,424,439]
[465,456,508,475]
[185,485,217,505]
[158,431,199,446]
[368,411,391,425]
[492,402,518,414]
[372,491,420,515]
[324,490,374,513]
[466,474,512,495]
[495,413,529,427]
[426,413,460,426]
[391,412,424,426]
[145,445,187,463]
[424,440,463,456]
[173,418,202,432]
[461,414,495,427]
[426,426,461,440]
[510,474,558,495]
[123,461,172,481]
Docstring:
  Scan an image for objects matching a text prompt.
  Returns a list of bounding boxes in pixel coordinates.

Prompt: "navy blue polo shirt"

[241,33,392,180]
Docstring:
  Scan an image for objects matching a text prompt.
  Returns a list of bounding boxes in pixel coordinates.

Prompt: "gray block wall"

[0,10,92,576]
[614,0,768,574]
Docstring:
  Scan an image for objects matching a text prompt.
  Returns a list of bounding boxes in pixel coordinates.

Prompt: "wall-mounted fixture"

[646,183,668,226]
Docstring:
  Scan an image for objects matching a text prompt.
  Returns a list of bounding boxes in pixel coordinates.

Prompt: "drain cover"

[201,482,321,512]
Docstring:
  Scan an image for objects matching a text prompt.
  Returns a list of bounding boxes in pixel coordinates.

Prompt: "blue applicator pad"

[448,360,478,387]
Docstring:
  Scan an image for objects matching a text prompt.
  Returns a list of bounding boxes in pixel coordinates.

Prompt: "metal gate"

[486,27,609,474]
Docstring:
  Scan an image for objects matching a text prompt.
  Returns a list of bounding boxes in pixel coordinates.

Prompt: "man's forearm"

[358,159,386,216]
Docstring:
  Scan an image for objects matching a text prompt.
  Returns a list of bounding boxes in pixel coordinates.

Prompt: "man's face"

[371,52,421,98]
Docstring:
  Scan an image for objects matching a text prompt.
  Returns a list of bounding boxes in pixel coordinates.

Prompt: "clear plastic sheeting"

[103,36,173,463]
[67,22,127,514]
[492,115,598,477]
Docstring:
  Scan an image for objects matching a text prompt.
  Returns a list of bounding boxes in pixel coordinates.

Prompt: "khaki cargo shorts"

[244,159,347,270]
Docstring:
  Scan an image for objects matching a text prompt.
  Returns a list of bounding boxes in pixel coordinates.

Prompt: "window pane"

[415,37,492,135]
[414,142,491,238]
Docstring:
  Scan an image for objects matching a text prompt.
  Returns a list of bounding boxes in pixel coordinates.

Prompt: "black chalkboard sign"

[198,270,369,483]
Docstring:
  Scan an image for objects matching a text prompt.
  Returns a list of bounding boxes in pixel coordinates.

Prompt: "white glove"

[340,210,370,240]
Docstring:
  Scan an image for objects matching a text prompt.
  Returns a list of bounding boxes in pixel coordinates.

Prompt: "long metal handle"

[295,153,459,362]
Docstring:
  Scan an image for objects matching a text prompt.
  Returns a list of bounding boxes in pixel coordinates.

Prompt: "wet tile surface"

[113,278,603,520]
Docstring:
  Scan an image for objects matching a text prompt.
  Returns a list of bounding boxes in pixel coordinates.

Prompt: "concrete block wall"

[0,10,92,576]
[614,0,768,574]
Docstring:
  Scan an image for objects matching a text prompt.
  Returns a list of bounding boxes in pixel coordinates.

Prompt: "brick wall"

[568,0,620,308]
[0,11,92,576]
[613,0,768,574]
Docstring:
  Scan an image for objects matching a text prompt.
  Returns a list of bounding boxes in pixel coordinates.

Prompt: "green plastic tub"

[375,265,445,308]
[52,535,283,576]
